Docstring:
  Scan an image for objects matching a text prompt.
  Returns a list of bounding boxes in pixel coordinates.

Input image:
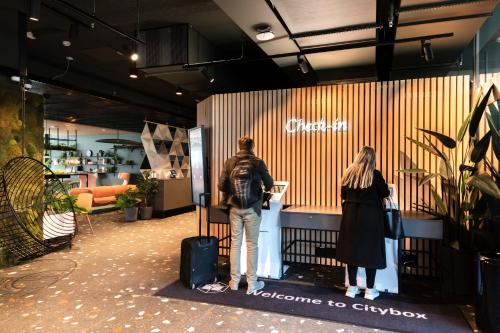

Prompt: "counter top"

[281,205,443,239]
[282,205,439,220]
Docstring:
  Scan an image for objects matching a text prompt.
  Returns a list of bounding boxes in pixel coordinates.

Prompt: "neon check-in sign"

[285,118,348,133]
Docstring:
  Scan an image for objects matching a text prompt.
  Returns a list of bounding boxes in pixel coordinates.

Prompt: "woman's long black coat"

[336,170,390,269]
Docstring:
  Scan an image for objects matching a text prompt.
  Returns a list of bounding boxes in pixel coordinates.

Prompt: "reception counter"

[281,206,443,240]
[209,203,443,292]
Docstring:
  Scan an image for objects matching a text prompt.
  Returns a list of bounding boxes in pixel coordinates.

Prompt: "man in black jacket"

[218,136,273,294]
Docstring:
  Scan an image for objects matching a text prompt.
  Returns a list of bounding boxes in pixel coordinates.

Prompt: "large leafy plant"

[400,83,500,251]
[137,171,159,207]
[115,189,141,210]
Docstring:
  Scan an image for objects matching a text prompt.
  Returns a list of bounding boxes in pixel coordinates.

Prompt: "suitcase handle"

[198,193,211,240]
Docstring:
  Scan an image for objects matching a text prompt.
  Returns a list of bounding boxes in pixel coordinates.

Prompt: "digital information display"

[188,127,207,206]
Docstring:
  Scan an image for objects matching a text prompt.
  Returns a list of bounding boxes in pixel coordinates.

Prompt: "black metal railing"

[209,221,440,278]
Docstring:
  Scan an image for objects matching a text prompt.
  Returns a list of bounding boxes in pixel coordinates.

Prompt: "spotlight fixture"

[10,76,32,89]
[130,0,141,61]
[175,87,183,96]
[201,68,215,83]
[29,0,41,22]
[62,23,78,47]
[297,55,309,74]
[256,25,275,41]
[128,66,138,79]
[24,79,33,90]
[421,40,434,62]
[26,31,36,40]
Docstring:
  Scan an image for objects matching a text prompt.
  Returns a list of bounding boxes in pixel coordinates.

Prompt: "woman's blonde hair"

[342,146,376,189]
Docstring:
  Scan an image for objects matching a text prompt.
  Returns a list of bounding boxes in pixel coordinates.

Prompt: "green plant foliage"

[470,131,492,163]
[418,128,456,148]
[467,174,500,199]
[400,83,500,251]
[469,85,493,137]
[0,86,44,166]
[137,171,159,207]
[456,113,471,143]
[115,189,141,210]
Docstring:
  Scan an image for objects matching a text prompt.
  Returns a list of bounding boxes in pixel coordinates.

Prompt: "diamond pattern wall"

[141,123,190,179]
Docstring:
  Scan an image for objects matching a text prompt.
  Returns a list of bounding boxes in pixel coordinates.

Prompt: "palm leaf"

[456,113,471,143]
[470,130,492,163]
[469,85,493,137]
[492,83,500,102]
[459,164,477,173]
[423,135,450,164]
[418,173,439,186]
[417,128,456,148]
[406,137,440,156]
[487,102,500,131]
[431,188,447,215]
[492,132,500,160]
[439,159,454,179]
[467,174,500,199]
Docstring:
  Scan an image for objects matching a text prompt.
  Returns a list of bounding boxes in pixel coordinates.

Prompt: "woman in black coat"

[336,146,390,301]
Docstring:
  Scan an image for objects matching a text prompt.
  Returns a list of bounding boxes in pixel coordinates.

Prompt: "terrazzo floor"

[0,211,393,333]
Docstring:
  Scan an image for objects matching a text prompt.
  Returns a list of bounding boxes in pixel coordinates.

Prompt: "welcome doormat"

[156,280,471,333]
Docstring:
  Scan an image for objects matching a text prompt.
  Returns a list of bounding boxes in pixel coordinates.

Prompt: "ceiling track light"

[130,0,141,62]
[201,68,215,83]
[256,25,275,41]
[29,0,41,21]
[26,31,36,40]
[297,55,309,74]
[10,76,32,89]
[62,23,78,47]
[129,66,138,79]
[421,40,434,62]
[175,87,183,96]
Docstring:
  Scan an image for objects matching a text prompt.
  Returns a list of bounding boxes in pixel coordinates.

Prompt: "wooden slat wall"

[200,75,474,210]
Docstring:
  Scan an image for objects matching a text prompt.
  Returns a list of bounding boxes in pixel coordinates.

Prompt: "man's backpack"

[229,157,261,208]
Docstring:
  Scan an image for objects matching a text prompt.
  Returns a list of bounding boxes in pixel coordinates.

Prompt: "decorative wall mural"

[0,85,44,166]
[140,123,190,179]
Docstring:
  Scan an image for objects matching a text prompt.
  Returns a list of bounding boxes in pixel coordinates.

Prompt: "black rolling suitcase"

[180,193,218,289]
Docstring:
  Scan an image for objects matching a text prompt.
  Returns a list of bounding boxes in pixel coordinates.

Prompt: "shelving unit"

[81,156,116,173]
[44,128,78,151]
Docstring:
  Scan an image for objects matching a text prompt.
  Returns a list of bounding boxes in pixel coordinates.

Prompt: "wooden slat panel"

[201,75,473,210]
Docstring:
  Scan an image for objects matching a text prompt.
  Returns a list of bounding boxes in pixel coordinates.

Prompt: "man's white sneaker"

[345,286,361,298]
[228,280,239,291]
[364,288,380,300]
[246,281,265,294]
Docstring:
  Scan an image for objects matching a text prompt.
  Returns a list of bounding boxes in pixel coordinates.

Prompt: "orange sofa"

[70,185,136,207]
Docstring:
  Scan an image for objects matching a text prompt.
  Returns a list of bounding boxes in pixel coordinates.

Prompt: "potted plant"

[137,170,159,220]
[400,82,500,298]
[115,189,141,222]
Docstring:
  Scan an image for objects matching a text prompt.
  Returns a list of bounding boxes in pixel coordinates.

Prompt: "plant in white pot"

[115,189,141,222]
[137,171,159,220]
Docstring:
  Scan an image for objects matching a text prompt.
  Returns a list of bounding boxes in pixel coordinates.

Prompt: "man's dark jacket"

[218,150,274,216]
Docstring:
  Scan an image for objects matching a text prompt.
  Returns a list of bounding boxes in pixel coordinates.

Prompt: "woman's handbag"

[384,198,404,240]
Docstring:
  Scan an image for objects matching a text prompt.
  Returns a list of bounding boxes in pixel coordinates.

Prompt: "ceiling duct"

[136,24,218,95]
[137,24,216,69]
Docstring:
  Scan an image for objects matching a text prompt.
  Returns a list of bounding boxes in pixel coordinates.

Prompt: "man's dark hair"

[238,136,254,151]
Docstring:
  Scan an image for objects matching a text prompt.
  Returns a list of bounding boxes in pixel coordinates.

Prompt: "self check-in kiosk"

[240,181,289,279]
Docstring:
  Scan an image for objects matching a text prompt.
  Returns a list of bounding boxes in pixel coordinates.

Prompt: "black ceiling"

[0,0,295,131]
[32,81,194,133]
